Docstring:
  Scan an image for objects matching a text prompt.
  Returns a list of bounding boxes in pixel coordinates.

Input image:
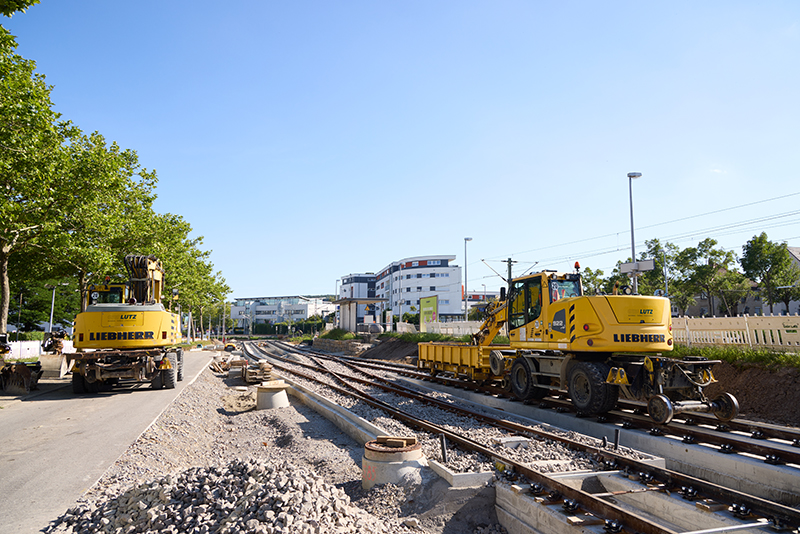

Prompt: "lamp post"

[464,237,472,321]
[48,283,69,332]
[627,172,642,294]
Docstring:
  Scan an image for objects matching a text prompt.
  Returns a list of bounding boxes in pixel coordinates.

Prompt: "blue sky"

[6,1,799,298]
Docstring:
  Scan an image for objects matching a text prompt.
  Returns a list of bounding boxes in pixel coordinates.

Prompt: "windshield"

[549,279,581,302]
[90,286,125,304]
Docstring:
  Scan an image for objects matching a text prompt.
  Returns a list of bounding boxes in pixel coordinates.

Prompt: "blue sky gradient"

[7,1,799,297]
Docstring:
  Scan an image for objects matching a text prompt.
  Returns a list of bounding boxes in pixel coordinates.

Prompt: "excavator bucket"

[0,360,42,395]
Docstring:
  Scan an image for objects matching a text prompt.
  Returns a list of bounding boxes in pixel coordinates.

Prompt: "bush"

[320,328,356,341]
[672,343,800,370]
[9,331,45,341]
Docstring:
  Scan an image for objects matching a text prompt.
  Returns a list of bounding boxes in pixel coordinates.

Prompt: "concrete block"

[428,459,494,488]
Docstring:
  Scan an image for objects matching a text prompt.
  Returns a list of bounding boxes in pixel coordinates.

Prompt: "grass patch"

[672,343,800,370]
[378,332,511,345]
[319,328,356,341]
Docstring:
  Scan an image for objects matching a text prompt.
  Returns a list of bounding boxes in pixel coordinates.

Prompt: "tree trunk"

[0,245,10,333]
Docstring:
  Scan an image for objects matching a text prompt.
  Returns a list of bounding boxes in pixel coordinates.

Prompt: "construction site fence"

[6,340,76,360]
[672,315,800,351]
[422,321,483,337]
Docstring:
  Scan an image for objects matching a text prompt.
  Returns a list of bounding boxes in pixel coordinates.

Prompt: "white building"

[373,255,463,321]
[231,296,335,330]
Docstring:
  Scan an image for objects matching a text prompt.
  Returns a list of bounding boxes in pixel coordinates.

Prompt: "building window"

[406,287,411,292]
[412,261,419,267]
[441,300,449,305]
[430,286,436,291]
[405,300,411,305]
[406,274,412,279]
[417,273,422,278]
[429,260,441,266]
[417,287,422,292]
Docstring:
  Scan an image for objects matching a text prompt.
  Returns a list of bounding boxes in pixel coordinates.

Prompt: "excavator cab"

[87,284,128,306]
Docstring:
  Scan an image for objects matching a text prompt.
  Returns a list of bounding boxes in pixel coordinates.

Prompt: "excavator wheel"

[489,350,505,377]
[510,358,549,401]
[163,352,178,389]
[176,349,184,382]
[568,361,619,415]
[151,371,163,389]
[71,373,86,394]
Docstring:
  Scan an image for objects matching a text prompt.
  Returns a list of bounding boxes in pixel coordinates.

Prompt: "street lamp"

[464,237,472,321]
[48,283,69,332]
[627,172,642,294]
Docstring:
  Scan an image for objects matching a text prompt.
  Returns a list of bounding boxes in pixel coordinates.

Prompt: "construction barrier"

[672,315,800,351]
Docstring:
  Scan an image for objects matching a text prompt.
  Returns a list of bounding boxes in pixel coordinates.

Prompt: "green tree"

[580,266,605,295]
[0,31,77,331]
[741,233,795,315]
[772,263,800,314]
[0,1,39,17]
[674,238,738,317]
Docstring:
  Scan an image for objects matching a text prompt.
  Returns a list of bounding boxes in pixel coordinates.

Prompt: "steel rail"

[246,341,800,530]
[292,343,800,463]
[246,342,680,534]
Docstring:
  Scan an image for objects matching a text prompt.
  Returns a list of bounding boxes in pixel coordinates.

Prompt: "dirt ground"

[360,338,800,427]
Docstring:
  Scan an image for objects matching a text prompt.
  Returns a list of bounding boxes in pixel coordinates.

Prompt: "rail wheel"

[713,393,739,422]
[71,372,86,394]
[500,376,512,393]
[511,358,548,401]
[163,352,177,389]
[647,394,674,425]
[568,361,618,414]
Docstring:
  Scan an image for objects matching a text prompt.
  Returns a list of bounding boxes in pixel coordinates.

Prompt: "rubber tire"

[71,373,86,394]
[489,350,505,377]
[568,361,619,415]
[85,379,102,394]
[176,349,184,382]
[163,352,177,389]
[151,370,163,389]
[510,358,549,401]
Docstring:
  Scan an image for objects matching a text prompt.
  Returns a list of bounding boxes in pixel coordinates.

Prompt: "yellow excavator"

[418,265,738,424]
[70,255,183,393]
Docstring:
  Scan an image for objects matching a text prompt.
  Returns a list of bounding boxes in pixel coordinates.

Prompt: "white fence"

[672,315,800,351]
[421,321,482,337]
[6,340,76,359]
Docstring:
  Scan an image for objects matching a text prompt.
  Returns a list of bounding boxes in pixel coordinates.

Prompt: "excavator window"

[509,281,527,329]
[549,279,581,302]
[509,276,543,329]
[88,285,126,305]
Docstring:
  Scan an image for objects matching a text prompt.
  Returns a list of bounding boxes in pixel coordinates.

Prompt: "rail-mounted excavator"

[418,265,738,424]
[70,255,183,393]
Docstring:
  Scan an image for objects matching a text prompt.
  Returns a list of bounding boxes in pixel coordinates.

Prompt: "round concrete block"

[256,385,289,409]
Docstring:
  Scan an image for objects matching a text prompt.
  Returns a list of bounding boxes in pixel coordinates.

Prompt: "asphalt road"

[0,349,213,534]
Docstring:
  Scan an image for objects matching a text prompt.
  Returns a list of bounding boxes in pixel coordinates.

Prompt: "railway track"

[293,344,800,468]
[241,340,800,534]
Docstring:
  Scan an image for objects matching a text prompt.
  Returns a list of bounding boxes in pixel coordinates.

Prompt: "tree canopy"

[0,28,228,332]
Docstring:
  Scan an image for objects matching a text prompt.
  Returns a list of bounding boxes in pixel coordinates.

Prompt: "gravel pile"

[43,364,507,534]
[45,458,396,534]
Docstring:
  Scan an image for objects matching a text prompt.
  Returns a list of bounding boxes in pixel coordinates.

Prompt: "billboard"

[420,296,438,333]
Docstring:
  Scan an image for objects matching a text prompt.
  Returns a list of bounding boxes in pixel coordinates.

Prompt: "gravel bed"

[251,342,647,475]
[43,365,507,534]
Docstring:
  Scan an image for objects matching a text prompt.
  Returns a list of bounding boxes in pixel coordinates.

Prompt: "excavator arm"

[472,300,508,346]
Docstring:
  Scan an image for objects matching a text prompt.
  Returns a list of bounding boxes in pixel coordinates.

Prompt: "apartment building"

[231,296,335,329]
[372,255,463,321]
